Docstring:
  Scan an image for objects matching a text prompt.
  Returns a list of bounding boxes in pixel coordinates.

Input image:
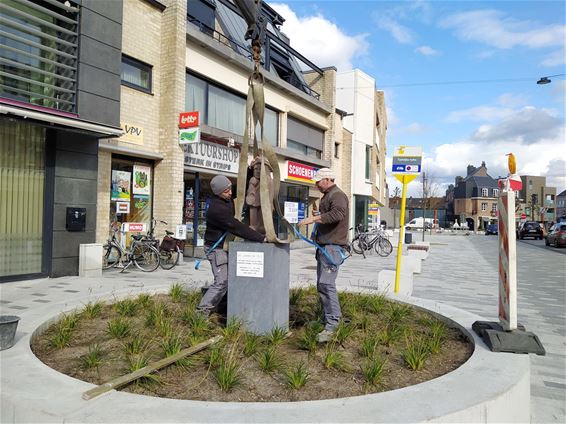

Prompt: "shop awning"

[0,104,123,137]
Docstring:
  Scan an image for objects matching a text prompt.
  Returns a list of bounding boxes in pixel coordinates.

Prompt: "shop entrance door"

[0,122,46,280]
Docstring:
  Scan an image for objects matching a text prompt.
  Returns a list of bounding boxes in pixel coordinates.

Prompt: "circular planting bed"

[31,284,472,402]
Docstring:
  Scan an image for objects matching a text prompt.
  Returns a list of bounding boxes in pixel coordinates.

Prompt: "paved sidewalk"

[1,233,564,423]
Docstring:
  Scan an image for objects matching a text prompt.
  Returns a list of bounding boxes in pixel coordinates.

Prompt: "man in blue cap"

[197,175,266,316]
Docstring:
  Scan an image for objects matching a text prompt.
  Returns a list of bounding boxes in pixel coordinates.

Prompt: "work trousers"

[316,244,343,331]
[197,248,228,312]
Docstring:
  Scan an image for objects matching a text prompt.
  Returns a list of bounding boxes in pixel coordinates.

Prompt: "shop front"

[108,155,154,246]
[280,160,319,238]
[182,138,240,254]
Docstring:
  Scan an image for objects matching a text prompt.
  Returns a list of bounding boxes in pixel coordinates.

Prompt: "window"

[0,0,79,113]
[365,146,371,180]
[186,73,278,142]
[287,116,323,159]
[493,189,499,197]
[188,0,215,30]
[481,202,487,211]
[208,85,245,135]
[121,56,152,93]
[481,188,488,197]
[334,142,340,159]
[492,203,497,212]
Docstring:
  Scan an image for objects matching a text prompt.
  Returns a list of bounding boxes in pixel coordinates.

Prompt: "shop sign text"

[179,111,199,128]
[287,161,318,183]
[183,141,239,174]
[120,121,144,145]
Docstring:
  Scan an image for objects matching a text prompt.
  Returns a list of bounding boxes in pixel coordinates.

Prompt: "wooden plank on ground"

[82,335,222,400]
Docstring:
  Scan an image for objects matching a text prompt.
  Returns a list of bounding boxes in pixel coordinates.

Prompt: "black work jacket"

[204,195,264,246]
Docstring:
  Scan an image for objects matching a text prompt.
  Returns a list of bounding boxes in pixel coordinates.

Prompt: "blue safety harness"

[194,232,227,270]
[290,224,349,268]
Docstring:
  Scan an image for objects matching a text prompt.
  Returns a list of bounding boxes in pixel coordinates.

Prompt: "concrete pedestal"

[79,243,102,277]
[228,242,290,335]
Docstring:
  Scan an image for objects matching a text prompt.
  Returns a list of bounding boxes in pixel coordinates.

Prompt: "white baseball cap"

[313,168,336,182]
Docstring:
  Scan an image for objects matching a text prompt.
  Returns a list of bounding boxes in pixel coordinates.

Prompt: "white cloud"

[376,17,414,44]
[542,159,566,190]
[440,10,566,50]
[387,106,566,196]
[446,106,515,123]
[541,48,566,67]
[470,107,563,144]
[270,3,368,71]
[415,45,440,56]
[496,93,528,108]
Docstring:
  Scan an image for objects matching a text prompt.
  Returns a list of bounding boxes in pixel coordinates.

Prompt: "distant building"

[449,162,499,231]
[518,176,556,223]
[556,189,566,221]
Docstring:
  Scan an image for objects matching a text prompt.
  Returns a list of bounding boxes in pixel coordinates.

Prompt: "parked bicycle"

[102,223,160,272]
[350,225,393,257]
[142,219,184,270]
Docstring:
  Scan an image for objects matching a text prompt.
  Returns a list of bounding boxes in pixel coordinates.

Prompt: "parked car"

[485,223,498,235]
[545,223,566,247]
[517,221,543,240]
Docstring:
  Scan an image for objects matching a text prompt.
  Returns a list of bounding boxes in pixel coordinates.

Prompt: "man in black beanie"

[197,175,266,315]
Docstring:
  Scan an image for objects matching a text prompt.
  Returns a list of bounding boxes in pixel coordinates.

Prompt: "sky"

[269,0,566,197]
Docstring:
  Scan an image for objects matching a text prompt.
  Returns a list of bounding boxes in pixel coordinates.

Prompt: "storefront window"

[276,182,308,238]
[185,73,278,143]
[0,122,45,278]
[183,173,237,248]
[109,156,153,242]
[354,195,369,231]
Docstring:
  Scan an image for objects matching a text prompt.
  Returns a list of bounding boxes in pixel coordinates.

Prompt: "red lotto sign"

[179,111,199,128]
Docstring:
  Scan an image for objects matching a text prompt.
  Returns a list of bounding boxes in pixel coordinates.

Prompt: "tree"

[391,187,401,228]
[420,172,441,239]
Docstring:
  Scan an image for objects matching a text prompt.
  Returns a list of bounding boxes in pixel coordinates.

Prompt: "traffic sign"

[392,146,422,176]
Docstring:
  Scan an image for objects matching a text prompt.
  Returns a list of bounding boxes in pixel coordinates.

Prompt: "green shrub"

[214,357,240,392]
[169,283,186,302]
[82,301,104,319]
[361,356,387,386]
[256,348,280,374]
[81,344,103,369]
[115,299,137,317]
[284,362,309,389]
[135,293,153,308]
[266,326,287,346]
[360,334,379,358]
[161,335,182,357]
[243,333,261,357]
[403,337,430,371]
[107,318,130,339]
[323,347,346,371]
[123,335,149,355]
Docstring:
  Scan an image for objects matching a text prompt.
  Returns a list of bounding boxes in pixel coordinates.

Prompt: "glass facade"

[0,121,45,277]
[0,0,79,113]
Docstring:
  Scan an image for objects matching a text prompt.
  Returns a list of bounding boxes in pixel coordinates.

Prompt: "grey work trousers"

[197,248,228,312]
[316,245,343,331]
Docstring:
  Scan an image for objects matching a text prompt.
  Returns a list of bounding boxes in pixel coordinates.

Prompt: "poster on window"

[111,170,131,201]
[133,195,150,212]
[133,165,151,195]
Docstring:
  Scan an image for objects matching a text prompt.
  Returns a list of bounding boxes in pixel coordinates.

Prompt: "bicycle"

[102,224,160,272]
[142,219,183,270]
[350,225,393,257]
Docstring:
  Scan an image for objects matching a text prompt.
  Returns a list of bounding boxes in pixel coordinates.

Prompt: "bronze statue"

[245,156,274,235]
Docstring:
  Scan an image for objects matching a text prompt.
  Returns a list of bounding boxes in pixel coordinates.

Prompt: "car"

[517,221,543,240]
[545,223,566,247]
[485,223,498,235]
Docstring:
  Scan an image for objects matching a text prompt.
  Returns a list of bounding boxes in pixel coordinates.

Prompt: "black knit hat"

[210,175,232,195]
